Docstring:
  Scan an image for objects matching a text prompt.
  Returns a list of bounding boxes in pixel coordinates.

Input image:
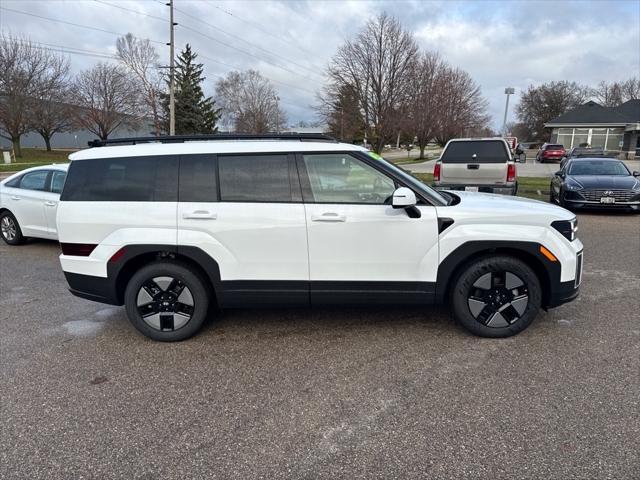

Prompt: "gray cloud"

[1,0,638,129]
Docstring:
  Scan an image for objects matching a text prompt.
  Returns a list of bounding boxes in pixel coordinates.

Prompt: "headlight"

[565,181,583,191]
[552,218,578,241]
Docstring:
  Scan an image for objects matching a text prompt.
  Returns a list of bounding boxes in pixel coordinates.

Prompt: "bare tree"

[215,70,286,133]
[0,35,54,157]
[30,52,72,151]
[72,62,142,141]
[593,78,640,106]
[326,12,418,153]
[116,33,162,135]
[406,51,447,158]
[433,66,490,146]
[516,81,590,142]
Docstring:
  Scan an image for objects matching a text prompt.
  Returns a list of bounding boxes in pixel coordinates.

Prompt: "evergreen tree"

[161,44,220,134]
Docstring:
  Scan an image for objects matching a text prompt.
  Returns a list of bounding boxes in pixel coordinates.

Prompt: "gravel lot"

[1,211,639,479]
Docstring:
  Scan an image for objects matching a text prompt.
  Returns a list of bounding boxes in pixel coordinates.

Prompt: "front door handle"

[183,210,217,220]
[44,201,57,206]
[311,212,346,222]
[10,196,20,201]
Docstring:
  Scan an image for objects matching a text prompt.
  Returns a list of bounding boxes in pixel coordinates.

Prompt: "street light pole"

[168,0,176,136]
[274,95,280,133]
[502,87,515,136]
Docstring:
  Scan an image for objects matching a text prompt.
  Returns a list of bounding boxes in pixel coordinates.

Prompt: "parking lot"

[1,211,639,479]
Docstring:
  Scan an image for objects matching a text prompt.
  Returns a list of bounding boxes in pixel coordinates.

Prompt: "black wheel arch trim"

[435,241,567,308]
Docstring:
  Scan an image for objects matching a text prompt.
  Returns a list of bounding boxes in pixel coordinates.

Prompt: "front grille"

[581,189,635,202]
[575,252,583,287]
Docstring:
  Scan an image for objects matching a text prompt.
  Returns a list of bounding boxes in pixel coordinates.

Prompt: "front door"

[298,152,440,305]
[8,170,50,237]
[176,154,309,306]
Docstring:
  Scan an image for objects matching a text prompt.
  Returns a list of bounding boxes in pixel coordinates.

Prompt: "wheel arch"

[109,245,221,306]
[436,241,560,308]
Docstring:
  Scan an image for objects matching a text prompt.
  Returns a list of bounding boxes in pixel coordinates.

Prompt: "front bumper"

[433,184,517,195]
[564,198,640,210]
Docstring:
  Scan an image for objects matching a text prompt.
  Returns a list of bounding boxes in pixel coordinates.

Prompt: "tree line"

[512,78,639,142]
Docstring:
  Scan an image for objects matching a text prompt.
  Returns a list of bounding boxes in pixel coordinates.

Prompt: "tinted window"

[546,144,564,150]
[20,170,49,191]
[302,154,395,204]
[61,156,178,201]
[51,171,66,194]
[179,155,217,202]
[568,161,629,176]
[440,141,509,163]
[219,155,291,202]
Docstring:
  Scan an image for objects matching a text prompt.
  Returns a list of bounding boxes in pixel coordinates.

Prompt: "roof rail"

[87,133,337,147]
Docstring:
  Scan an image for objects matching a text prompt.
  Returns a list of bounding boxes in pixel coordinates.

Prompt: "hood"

[569,175,638,190]
[438,190,575,224]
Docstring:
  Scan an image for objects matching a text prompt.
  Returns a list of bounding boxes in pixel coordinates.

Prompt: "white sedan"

[0,164,68,245]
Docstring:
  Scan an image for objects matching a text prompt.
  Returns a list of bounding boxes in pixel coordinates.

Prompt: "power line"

[0,6,165,45]
[93,0,166,23]
[170,5,325,80]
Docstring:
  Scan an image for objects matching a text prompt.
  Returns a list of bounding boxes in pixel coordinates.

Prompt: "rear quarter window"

[61,156,178,201]
[440,141,510,164]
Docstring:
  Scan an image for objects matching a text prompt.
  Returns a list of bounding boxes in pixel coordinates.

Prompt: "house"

[545,99,640,159]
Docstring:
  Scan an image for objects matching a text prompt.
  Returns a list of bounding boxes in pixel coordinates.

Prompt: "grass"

[0,148,72,172]
[411,172,551,201]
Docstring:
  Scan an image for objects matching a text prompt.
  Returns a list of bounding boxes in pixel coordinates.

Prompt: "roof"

[546,100,640,126]
[69,140,368,161]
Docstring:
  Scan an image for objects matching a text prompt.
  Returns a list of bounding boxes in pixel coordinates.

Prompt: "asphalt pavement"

[1,211,639,479]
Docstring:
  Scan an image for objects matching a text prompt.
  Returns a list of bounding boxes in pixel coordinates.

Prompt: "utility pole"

[502,87,515,136]
[274,95,280,133]
[168,0,176,136]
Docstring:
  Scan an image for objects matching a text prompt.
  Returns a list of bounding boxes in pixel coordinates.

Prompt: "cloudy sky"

[1,0,639,129]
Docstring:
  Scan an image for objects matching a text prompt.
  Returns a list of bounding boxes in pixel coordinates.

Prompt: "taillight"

[433,162,441,181]
[60,243,97,256]
[507,163,516,182]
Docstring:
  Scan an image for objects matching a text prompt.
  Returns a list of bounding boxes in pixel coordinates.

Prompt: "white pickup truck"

[433,138,518,195]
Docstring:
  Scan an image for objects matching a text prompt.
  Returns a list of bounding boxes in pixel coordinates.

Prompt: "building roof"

[545,99,640,126]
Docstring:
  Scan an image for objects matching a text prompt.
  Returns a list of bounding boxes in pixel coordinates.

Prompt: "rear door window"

[179,155,217,202]
[19,170,49,191]
[61,156,178,201]
[440,141,509,164]
[218,154,292,202]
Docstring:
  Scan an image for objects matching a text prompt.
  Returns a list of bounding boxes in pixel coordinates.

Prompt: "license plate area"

[465,186,479,192]
[600,197,615,204]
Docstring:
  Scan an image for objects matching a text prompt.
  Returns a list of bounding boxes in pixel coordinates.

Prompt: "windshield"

[368,151,449,205]
[568,160,630,176]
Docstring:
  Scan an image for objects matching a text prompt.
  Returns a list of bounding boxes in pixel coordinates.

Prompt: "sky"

[1,0,639,130]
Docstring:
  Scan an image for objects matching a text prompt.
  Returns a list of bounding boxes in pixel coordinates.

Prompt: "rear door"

[43,169,67,236]
[7,170,50,237]
[176,153,309,306]
[439,140,509,185]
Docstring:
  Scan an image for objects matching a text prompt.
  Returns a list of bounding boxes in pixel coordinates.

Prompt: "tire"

[124,261,210,341]
[0,211,25,245]
[450,256,542,338]
[549,186,556,204]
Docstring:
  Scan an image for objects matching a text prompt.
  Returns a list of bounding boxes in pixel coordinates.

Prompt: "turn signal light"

[539,245,558,262]
[433,162,441,181]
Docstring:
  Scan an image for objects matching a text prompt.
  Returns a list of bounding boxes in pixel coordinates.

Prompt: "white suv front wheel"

[124,261,210,341]
[451,256,542,338]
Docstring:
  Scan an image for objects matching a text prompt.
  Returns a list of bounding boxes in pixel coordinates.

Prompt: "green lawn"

[411,172,551,201]
[1,148,72,172]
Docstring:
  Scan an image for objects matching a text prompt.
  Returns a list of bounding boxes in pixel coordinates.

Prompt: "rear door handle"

[311,212,346,222]
[44,201,57,206]
[183,210,217,220]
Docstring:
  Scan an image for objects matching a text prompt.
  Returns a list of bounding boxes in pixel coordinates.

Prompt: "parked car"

[433,138,518,195]
[0,164,68,245]
[550,157,640,211]
[56,133,582,341]
[536,143,566,163]
[563,146,609,159]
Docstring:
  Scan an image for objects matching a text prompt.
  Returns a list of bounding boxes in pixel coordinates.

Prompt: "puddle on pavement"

[62,319,105,336]
[557,319,574,327]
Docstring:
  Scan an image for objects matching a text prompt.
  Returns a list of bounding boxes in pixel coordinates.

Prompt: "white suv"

[57,134,583,341]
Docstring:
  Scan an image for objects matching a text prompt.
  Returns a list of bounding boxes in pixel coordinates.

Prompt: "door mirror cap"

[633,171,640,177]
[392,187,417,209]
[554,170,563,176]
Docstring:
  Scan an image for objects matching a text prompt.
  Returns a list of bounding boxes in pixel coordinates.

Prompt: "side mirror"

[554,170,562,176]
[633,171,640,177]
[392,187,417,209]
